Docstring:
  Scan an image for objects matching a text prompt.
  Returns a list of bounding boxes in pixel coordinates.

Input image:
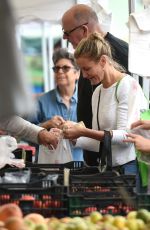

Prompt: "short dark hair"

[52,48,79,71]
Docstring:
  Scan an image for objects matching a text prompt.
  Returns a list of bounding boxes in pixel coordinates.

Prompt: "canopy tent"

[11,0,112,93]
[11,0,76,23]
[11,0,150,99]
[10,0,79,93]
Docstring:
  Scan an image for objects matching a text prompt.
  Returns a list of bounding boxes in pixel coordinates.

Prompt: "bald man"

[62,4,129,165]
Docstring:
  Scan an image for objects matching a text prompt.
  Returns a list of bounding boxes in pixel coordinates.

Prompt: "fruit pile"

[0,203,150,230]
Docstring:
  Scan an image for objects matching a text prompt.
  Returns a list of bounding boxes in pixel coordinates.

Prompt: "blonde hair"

[74,32,126,72]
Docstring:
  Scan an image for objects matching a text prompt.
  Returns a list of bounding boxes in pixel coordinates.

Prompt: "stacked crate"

[67,169,137,216]
[0,162,137,217]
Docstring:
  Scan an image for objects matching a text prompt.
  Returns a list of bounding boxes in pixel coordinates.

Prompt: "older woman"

[29,48,83,162]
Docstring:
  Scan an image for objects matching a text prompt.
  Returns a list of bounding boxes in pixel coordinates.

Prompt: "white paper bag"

[38,138,73,164]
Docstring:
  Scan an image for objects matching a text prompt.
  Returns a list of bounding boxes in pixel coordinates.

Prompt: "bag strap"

[99,78,123,171]
[97,89,101,130]
[115,79,121,103]
[99,130,112,171]
[96,88,112,171]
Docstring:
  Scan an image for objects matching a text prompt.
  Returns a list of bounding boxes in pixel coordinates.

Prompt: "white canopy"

[11,0,76,23]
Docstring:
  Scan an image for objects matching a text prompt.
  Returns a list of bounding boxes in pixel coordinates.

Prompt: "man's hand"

[124,133,150,153]
[37,129,59,149]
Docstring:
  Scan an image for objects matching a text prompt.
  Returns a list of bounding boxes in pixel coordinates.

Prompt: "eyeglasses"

[62,22,88,37]
[52,65,75,73]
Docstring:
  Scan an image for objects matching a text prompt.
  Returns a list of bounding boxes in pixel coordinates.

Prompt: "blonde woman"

[63,33,148,187]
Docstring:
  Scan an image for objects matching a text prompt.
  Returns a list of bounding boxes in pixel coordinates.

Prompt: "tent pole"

[42,22,49,92]
[47,23,55,90]
[128,0,135,14]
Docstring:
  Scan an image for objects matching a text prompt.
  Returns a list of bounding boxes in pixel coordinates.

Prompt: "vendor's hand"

[42,115,65,129]
[50,128,63,138]
[51,127,77,145]
[38,129,59,149]
[131,120,150,130]
[124,133,150,153]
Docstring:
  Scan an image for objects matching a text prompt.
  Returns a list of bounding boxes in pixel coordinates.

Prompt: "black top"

[105,32,129,73]
[77,32,129,165]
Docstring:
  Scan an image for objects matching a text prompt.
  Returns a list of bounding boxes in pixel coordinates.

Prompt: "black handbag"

[96,88,113,171]
[98,130,112,172]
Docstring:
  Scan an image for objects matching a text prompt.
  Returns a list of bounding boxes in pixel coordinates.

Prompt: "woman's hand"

[41,115,65,129]
[63,123,86,140]
[131,120,150,130]
[60,120,76,130]
[124,133,150,153]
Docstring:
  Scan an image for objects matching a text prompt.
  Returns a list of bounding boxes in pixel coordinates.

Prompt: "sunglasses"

[62,22,88,37]
[52,65,75,73]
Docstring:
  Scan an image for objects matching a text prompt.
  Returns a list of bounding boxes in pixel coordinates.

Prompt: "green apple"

[113,216,126,229]
[71,217,87,230]
[34,223,48,230]
[127,211,137,219]
[126,219,139,230]
[103,214,114,224]
[102,222,118,230]
[136,219,146,230]
[136,209,150,223]
[90,211,103,223]
[47,218,59,229]
[54,222,67,230]
[24,219,36,230]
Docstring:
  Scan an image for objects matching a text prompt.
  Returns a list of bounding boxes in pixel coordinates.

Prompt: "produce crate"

[0,162,83,217]
[26,161,84,170]
[137,194,150,211]
[2,161,84,172]
[68,194,137,216]
[67,171,137,216]
[0,163,137,217]
[69,172,136,194]
[0,161,84,187]
[0,186,68,217]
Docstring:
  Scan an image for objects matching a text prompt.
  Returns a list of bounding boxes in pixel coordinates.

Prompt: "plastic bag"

[0,135,25,169]
[135,110,150,187]
[1,169,31,184]
[38,137,73,164]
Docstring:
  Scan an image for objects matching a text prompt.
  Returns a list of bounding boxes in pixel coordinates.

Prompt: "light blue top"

[29,86,83,161]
